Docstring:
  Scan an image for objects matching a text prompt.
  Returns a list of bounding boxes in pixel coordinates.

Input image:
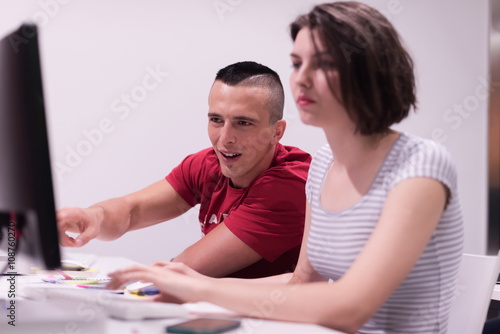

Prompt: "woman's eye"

[291,61,301,70]
[318,59,337,69]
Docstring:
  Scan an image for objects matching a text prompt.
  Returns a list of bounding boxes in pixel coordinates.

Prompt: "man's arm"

[172,222,262,277]
[172,178,308,278]
[58,179,191,246]
[171,199,318,279]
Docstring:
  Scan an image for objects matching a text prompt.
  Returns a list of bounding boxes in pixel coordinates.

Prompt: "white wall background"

[0,0,490,263]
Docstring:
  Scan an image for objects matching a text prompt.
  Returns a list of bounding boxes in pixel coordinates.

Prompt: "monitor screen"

[0,23,61,273]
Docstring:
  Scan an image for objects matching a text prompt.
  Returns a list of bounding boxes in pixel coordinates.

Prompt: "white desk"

[0,256,344,334]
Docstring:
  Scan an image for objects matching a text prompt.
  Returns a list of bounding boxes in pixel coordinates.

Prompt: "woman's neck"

[323,126,399,170]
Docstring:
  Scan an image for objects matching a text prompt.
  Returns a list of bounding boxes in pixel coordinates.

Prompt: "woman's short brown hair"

[290,1,417,135]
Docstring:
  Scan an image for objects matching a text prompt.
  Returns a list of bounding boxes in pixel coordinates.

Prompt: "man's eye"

[238,121,252,126]
[210,118,222,123]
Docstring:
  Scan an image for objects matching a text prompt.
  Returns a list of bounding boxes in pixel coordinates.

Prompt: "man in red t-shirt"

[57,61,311,278]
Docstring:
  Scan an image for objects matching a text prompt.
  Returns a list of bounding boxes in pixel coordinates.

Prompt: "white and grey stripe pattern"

[306,132,464,334]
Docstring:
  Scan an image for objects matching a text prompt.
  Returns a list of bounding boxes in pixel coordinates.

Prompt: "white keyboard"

[22,285,188,320]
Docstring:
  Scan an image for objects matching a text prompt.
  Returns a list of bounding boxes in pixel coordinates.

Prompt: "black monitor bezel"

[0,23,61,271]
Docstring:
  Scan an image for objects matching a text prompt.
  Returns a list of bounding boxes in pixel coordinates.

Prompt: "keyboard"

[22,285,188,320]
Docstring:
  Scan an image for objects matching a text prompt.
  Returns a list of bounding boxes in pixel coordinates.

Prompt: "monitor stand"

[0,250,37,277]
[0,214,56,277]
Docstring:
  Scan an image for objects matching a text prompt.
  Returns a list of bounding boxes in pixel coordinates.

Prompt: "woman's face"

[289,28,345,128]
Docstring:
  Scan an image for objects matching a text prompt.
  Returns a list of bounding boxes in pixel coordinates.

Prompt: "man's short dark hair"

[215,61,285,124]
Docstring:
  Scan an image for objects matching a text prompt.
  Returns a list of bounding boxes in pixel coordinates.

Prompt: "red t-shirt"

[165,143,311,278]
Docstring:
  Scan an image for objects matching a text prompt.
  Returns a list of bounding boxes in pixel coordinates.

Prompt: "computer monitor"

[0,23,61,274]
[487,0,500,256]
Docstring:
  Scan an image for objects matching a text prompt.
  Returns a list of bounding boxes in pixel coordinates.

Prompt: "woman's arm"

[109,177,447,333]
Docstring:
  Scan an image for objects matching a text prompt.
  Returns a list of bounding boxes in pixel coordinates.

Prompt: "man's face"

[207,81,285,188]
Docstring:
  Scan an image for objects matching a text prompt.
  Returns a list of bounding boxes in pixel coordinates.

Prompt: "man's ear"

[272,120,286,144]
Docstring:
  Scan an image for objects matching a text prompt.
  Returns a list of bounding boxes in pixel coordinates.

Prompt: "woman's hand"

[107,263,210,303]
[150,261,210,303]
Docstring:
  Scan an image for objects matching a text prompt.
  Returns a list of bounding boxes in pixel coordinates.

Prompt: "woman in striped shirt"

[109,2,464,333]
